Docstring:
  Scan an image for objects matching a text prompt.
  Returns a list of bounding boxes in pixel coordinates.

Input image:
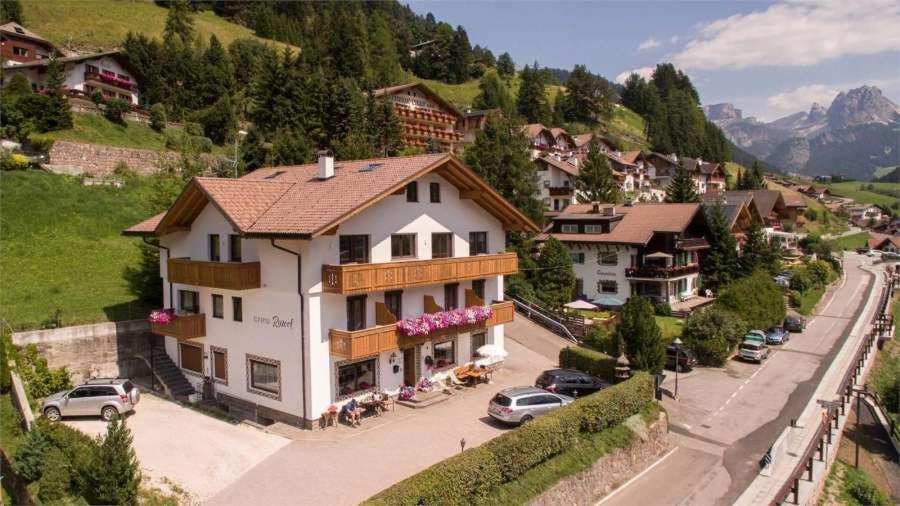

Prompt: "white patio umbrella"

[564,300,599,310]
[476,344,509,359]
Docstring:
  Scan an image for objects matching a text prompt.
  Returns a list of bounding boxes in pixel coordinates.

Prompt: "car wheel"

[101,406,119,421]
[520,415,534,425]
[44,407,61,422]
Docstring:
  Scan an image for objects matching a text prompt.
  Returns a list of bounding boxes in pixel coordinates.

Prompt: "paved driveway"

[208,337,555,506]
[65,394,289,501]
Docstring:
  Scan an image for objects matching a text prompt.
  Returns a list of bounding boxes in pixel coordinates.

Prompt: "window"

[471,332,487,357]
[117,73,130,82]
[212,347,227,384]
[599,280,618,294]
[86,64,98,74]
[347,295,367,331]
[469,232,488,255]
[229,235,242,262]
[543,198,551,207]
[543,180,550,188]
[391,234,416,259]
[575,279,584,299]
[433,340,456,369]
[12,46,28,57]
[179,343,203,374]
[406,182,418,202]
[209,234,220,261]
[570,252,585,264]
[472,279,485,301]
[179,290,199,314]
[585,224,604,234]
[232,297,243,322]
[385,291,402,319]
[600,252,618,266]
[212,294,224,319]
[338,358,376,397]
[429,182,441,203]
[432,233,453,259]
[444,283,459,310]
[248,355,280,398]
[339,235,369,264]
[561,224,578,233]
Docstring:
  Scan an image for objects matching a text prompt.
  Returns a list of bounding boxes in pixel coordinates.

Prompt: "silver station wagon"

[488,386,574,425]
[41,378,140,421]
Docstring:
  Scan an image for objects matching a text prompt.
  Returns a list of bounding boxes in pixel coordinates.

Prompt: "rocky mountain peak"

[702,103,742,122]
[808,102,826,122]
[826,85,899,130]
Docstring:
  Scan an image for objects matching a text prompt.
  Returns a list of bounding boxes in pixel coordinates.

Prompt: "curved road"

[604,253,877,506]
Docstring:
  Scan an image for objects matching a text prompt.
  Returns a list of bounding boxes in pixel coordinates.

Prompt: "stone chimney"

[592,202,601,213]
[317,150,334,180]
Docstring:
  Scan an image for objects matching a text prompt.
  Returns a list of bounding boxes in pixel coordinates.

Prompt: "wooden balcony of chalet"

[167,258,261,291]
[322,252,518,295]
[151,313,206,340]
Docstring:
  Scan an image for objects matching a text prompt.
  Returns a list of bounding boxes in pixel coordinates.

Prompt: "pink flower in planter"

[395,305,493,337]
[148,309,176,324]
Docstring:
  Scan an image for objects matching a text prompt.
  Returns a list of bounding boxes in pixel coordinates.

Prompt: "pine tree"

[562,64,615,124]
[517,64,550,124]
[1,0,24,24]
[15,428,52,482]
[367,14,402,87]
[735,168,744,191]
[464,116,542,223]
[702,204,739,290]
[740,220,782,276]
[367,96,403,156]
[472,71,514,114]
[199,35,234,107]
[665,164,699,203]
[447,25,472,84]
[40,57,73,131]
[496,52,515,78]
[164,0,195,44]
[551,88,566,125]
[85,420,141,505]
[533,237,575,309]
[196,95,236,144]
[616,296,665,373]
[575,138,619,203]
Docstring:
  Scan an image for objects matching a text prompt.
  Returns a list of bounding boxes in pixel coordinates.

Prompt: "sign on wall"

[253,315,295,330]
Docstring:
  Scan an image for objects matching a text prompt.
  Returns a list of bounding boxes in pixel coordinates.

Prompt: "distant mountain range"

[704,86,899,180]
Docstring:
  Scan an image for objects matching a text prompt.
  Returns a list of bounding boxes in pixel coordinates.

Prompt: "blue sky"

[407,0,900,121]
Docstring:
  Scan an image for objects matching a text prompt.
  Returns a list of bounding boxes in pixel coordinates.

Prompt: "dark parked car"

[784,315,806,333]
[665,344,698,371]
[765,327,790,345]
[535,369,609,397]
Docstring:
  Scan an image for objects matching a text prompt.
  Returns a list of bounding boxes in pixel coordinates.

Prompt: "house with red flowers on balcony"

[372,82,466,153]
[124,152,537,428]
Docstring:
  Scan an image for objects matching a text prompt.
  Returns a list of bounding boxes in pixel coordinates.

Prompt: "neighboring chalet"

[459,108,501,146]
[537,202,709,305]
[845,205,883,225]
[868,233,900,253]
[701,191,763,246]
[644,153,725,194]
[873,217,900,236]
[0,22,62,65]
[124,152,537,428]
[372,83,465,153]
[801,187,830,201]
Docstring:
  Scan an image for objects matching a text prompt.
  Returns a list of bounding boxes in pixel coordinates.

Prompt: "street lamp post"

[672,337,683,399]
[233,130,248,178]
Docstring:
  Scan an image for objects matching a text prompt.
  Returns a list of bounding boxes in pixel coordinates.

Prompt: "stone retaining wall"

[12,319,153,384]
[9,370,35,432]
[45,140,220,177]
[527,412,670,506]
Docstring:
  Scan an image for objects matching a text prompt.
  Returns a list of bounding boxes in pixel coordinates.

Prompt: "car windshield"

[493,394,512,407]
[742,343,760,351]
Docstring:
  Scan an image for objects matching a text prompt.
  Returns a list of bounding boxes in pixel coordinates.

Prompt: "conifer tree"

[85,420,141,506]
[40,57,73,131]
[617,296,665,373]
[199,35,234,107]
[665,164,699,203]
[551,88,566,126]
[575,138,619,203]
[447,26,472,84]
[367,96,403,157]
[562,64,615,124]
[496,52,515,78]
[739,220,781,275]
[517,64,550,124]
[1,0,24,24]
[533,237,575,309]
[367,14,402,87]
[472,71,514,114]
[164,0,195,44]
[702,204,739,290]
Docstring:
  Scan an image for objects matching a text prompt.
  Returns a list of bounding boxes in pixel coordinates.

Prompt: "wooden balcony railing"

[625,263,700,279]
[548,186,573,196]
[151,313,206,340]
[322,252,518,295]
[330,301,515,360]
[168,258,261,291]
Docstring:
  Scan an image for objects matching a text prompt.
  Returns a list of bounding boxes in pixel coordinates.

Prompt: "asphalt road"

[604,253,877,506]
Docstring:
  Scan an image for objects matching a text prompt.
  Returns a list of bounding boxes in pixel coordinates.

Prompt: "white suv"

[41,379,140,421]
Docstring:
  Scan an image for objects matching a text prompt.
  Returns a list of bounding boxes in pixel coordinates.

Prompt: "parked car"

[765,327,790,345]
[739,342,769,363]
[41,378,140,422]
[784,315,806,333]
[774,275,790,288]
[535,369,609,397]
[488,387,573,425]
[743,330,766,344]
[665,344,698,371]
[856,247,870,254]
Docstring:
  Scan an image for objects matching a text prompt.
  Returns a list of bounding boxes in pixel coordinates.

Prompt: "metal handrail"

[504,294,579,343]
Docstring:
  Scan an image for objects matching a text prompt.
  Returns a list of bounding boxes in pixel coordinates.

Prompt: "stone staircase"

[146,346,196,400]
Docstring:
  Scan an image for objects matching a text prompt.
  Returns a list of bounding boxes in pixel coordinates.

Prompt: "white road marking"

[595,447,680,505]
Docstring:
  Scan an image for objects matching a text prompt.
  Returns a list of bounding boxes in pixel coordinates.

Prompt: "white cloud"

[766,84,840,115]
[615,67,655,85]
[637,38,661,51]
[672,0,900,70]
[668,35,680,45]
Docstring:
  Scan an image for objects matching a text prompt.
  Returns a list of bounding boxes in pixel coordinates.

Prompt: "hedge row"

[558,346,617,382]
[365,372,653,505]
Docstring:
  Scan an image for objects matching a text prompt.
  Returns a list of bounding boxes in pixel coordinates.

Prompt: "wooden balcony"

[322,252,518,295]
[625,263,700,279]
[548,186,573,196]
[168,258,261,291]
[151,313,206,340]
[329,301,515,360]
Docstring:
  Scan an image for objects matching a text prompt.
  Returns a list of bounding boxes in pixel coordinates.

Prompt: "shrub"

[37,447,70,502]
[804,208,818,221]
[581,326,618,356]
[790,267,815,293]
[16,344,72,399]
[843,465,891,506]
[0,151,30,171]
[149,103,167,132]
[90,89,105,106]
[617,296,665,374]
[807,260,835,285]
[38,418,99,495]
[83,419,141,506]
[871,351,899,419]
[576,372,653,433]
[483,408,579,481]
[112,160,137,179]
[715,271,786,329]
[654,302,672,316]
[559,346,617,381]
[0,334,11,393]
[25,135,54,154]
[103,98,131,124]
[682,307,749,366]
[15,428,52,482]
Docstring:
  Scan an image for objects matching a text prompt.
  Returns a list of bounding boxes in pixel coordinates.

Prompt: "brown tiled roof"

[539,203,702,245]
[0,22,55,48]
[522,123,552,140]
[126,154,539,237]
[538,155,579,177]
[780,190,808,208]
[868,233,900,250]
[574,134,593,147]
[620,151,643,164]
[371,83,463,119]
[123,212,166,235]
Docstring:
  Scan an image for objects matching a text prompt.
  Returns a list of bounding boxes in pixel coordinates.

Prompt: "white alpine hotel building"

[126,153,537,428]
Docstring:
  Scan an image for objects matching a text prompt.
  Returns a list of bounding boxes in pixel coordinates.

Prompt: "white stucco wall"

[568,243,635,302]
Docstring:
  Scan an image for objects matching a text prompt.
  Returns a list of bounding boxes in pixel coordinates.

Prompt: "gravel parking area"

[64,394,289,501]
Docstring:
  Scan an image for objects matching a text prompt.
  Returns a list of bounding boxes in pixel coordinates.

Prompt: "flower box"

[396,305,493,337]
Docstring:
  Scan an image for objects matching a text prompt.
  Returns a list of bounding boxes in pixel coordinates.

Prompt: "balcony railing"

[330,301,515,360]
[626,263,700,279]
[84,71,135,91]
[151,313,206,339]
[168,258,261,291]
[322,252,518,295]
[548,186,573,196]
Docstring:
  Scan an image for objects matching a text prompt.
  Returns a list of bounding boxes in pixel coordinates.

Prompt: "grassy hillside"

[21,0,296,52]
[415,74,565,112]
[0,171,156,331]
[823,181,900,210]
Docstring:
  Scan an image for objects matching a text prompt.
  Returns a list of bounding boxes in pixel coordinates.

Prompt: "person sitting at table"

[341,398,363,426]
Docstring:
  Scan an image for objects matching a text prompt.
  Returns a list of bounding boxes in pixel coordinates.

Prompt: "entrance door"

[402,347,417,387]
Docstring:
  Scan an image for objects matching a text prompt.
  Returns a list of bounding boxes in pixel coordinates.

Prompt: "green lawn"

[796,286,826,315]
[655,316,684,342]
[414,73,564,112]
[602,106,649,151]
[825,181,899,210]
[21,0,296,52]
[828,232,871,251]
[0,171,156,330]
